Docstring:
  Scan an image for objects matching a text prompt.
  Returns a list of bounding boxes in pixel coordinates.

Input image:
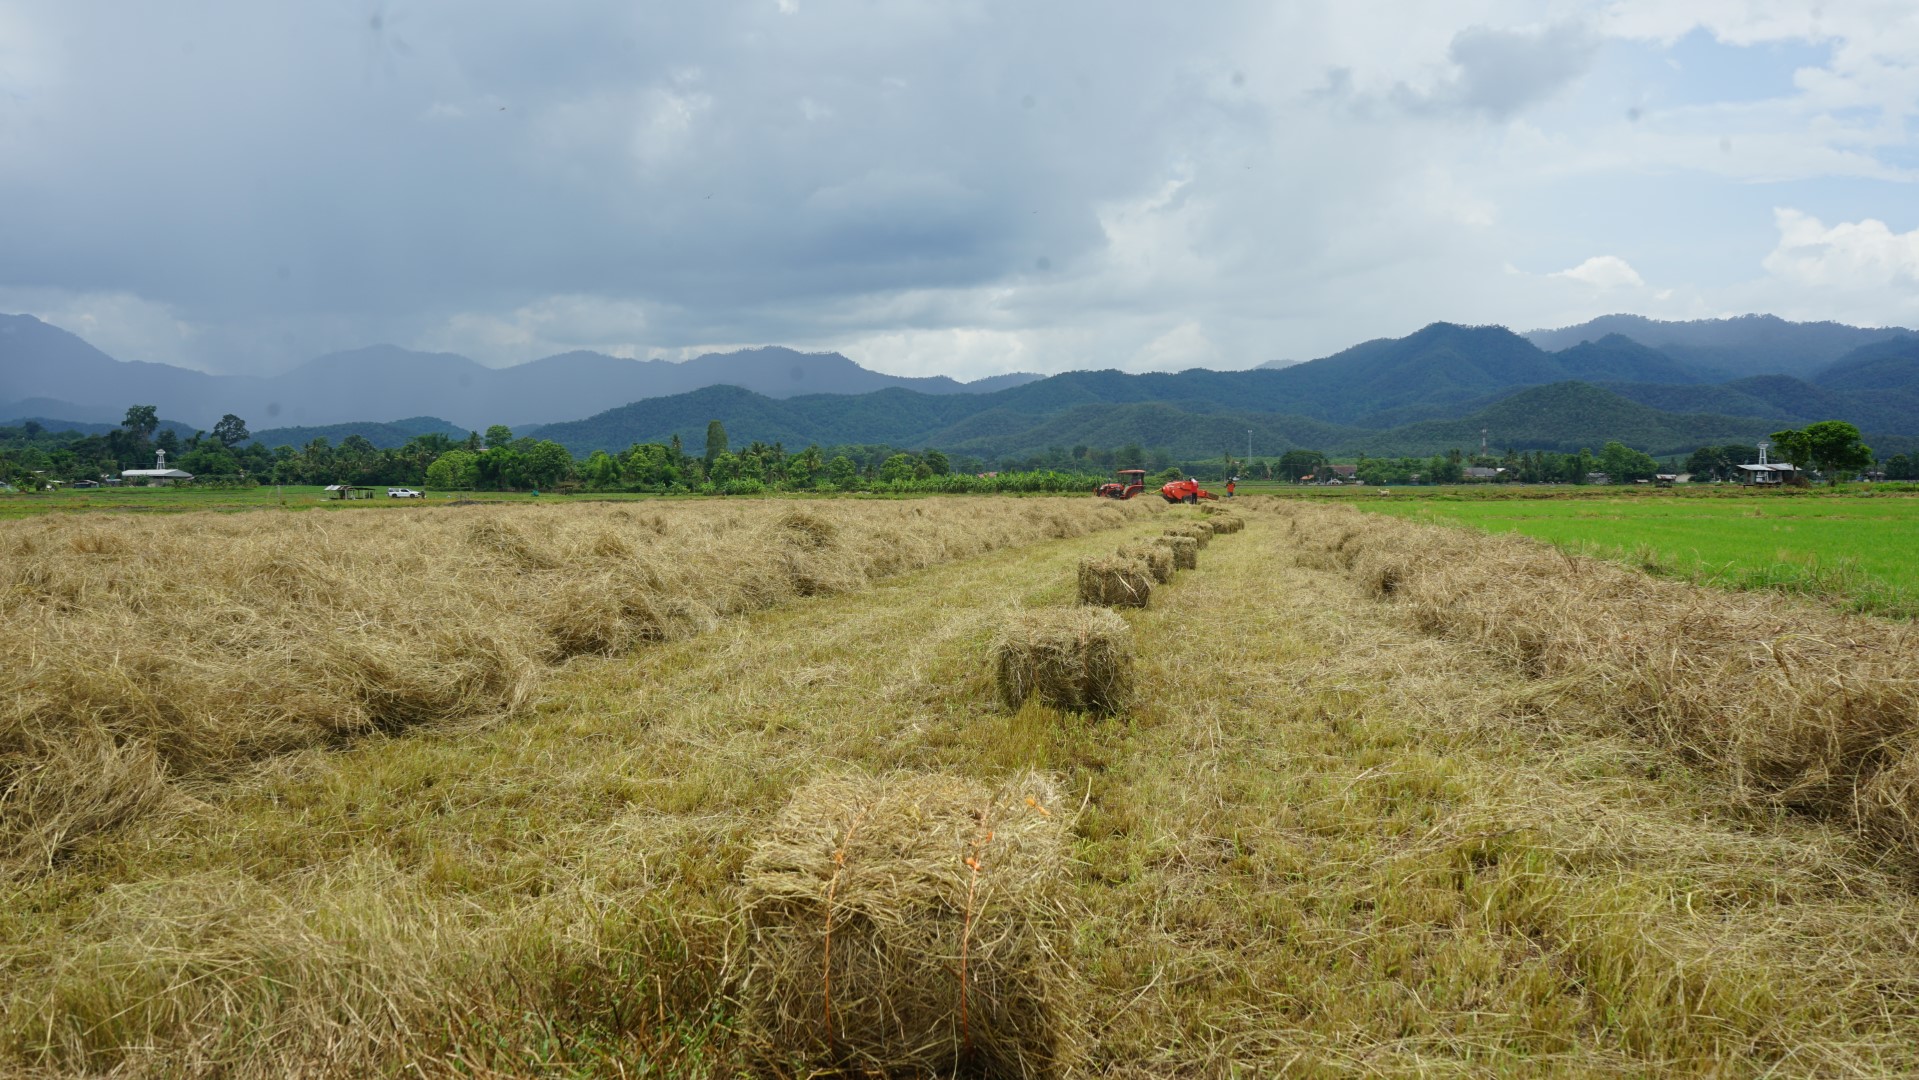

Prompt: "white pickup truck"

[387,487,423,498]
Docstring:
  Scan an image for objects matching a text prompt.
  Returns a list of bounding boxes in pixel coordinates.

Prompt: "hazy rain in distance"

[1,1,1915,377]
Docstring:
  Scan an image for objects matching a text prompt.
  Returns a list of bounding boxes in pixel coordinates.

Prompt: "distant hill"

[0,397,130,425]
[12,311,1919,464]
[508,321,1919,460]
[0,415,198,439]
[247,416,469,450]
[1812,336,1919,394]
[523,377,1773,461]
[1349,382,1775,457]
[1523,314,1914,379]
[0,315,1042,430]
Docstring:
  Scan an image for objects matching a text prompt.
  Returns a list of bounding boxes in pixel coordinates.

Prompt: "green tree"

[1115,443,1145,470]
[212,414,250,448]
[521,440,574,489]
[1277,448,1327,482]
[425,449,479,490]
[1765,420,1872,483]
[122,405,159,440]
[484,425,515,450]
[1768,428,1812,473]
[923,449,950,476]
[879,453,919,482]
[789,444,825,487]
[826,454,857,489]
[1598,441,1659,483]
[1886,453,1914,481]
[705,420,729,466]
[178,442,239,476]
[582,450,623,490]
[708,451,742,484]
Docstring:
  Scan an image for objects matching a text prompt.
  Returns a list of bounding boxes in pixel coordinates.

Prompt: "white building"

[120,449,194,486]
[1736,443,1796,485]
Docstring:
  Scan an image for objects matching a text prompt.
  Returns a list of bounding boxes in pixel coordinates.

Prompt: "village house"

[1736,444,1796,485]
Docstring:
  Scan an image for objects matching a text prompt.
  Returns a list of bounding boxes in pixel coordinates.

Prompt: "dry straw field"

[1285,500,1919,853]
[1,498,1152,878]
[6,493,1919,1076]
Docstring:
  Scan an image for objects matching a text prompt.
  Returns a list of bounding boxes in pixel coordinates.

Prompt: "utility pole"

[1246,430,1252,467]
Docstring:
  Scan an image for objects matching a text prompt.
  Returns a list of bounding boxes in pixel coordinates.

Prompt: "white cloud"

[1761,207,1919,288]
[1550,255,1647,288]
[1133,321,1220,370]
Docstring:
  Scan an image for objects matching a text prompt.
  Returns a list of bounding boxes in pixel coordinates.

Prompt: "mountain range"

[4,312,1917,461]
[516,325,1919,460]
[0,315,1040,431]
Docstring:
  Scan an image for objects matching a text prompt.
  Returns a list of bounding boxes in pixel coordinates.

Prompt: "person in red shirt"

[1226,476,1237,497]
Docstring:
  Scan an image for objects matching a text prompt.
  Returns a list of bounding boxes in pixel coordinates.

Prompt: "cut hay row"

[0,497,1157,878]
[740,771,1078,1078]
[990,607,1134,714]
[1277,501,1919,855]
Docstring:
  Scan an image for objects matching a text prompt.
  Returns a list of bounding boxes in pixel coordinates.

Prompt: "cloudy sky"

[2,1,1917,378]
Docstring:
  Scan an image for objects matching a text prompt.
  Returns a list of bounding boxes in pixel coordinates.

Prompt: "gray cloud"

[1389,22,1599,120]
[0,3,1907,378]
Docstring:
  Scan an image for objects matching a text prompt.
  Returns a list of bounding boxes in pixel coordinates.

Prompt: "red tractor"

[1095,468,1148,499]
[1160,477,1218,504]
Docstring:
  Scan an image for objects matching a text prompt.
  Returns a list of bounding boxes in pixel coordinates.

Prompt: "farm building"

[120,449,194,486]
[324,484,378,500]
[1737,463,1797,485]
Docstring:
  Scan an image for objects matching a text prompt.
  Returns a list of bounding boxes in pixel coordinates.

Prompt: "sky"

[1,1,1917,379]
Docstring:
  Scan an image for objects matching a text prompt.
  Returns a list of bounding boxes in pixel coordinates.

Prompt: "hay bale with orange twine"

[1117,541,1175,584]
[1077,554,1152,608]
[991,607,1133,714]
[1154,534,1198,570]
[740,771,1080,1079]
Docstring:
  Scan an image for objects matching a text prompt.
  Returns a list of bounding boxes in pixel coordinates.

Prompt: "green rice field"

[1355,492,1919,618]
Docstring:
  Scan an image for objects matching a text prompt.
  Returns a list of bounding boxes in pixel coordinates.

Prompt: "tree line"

[3,406,1903,493]
[0,410,1111,494]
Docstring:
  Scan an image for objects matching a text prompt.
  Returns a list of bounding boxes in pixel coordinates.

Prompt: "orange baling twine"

[958,794,1048,1059]
[959,825,993,1060]
[822,809,868,1057]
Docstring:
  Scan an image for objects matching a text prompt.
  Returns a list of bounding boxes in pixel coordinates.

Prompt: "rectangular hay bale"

[1117,542,1175,584]
[1077,554,1153,608]
[1153,534,1199,570]
[740,771,1080,1078]
[1163,524,1210,549]
[991,607,1134,714]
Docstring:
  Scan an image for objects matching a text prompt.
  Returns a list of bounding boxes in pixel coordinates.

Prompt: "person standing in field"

[1226,476,1237,497]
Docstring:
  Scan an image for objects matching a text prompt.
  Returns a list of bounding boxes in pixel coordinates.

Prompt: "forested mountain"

[246,417,470,451]
[1523,314,1914,379]
[10,312,1919,463]
[529,378,1787,460]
